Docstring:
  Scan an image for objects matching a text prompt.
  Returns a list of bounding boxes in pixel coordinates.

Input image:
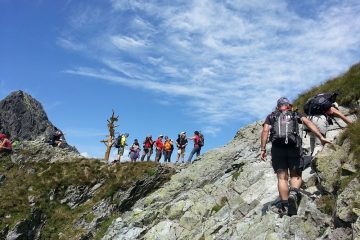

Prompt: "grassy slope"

[0,156,168,239]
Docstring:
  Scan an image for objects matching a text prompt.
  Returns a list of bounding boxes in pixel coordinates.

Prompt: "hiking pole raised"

[100,110,119,162]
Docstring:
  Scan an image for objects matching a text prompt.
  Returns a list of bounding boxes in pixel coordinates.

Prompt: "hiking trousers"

[309,115,328,156]
[141,148,152,161]
[163,150,172,162]
[187,146,201,163]
[155,149,162,162]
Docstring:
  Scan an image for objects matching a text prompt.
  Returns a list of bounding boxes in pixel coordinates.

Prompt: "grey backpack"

[270,111,300,146]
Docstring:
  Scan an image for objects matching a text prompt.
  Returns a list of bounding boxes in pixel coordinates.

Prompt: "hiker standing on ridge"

[176,132,188,163]
[0,134,12,153]
[114,133,129,163]
[163,136,173,163]
[154,135,164,162]
[141,135,154,161]
[187,131,203,163]
[260,97,331,217]
[303,92,353,156]
[129,139,141,162]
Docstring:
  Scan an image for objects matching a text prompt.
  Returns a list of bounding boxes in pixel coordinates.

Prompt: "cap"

[277,97,290,107]
[159,135,163,138]
[180,131,186,135]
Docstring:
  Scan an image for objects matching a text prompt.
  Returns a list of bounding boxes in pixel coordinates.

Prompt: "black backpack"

[270,110,300,146]
[304,92,338,116]
[113,136,121,148]
[198,133,204,147]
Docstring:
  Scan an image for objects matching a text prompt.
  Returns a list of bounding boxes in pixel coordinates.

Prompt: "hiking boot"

[288,190,298,216]
[270,202,288,218]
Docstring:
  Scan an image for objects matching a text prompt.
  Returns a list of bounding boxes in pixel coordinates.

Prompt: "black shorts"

[271,144,303,173]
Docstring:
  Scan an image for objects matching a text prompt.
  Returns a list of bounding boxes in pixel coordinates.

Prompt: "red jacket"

[155,138,163,150]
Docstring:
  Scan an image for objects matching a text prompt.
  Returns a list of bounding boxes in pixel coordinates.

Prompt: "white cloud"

[62,0,360,136]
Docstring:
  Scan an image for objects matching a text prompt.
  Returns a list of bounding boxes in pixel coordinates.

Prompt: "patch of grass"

[338,171,360,193]
[316,195,335,215]
[94,216,118,240]
[232,171,241,181]
[211,197,228,214]
[0,158,168,238]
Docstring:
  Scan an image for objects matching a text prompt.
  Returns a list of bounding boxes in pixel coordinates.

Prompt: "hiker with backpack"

[154,135,164,162]
[163,136,173,163]
[50,127,64,147]
[129,139,141,162]
[260,97,331,217]
[141,135,154,161]
[113,133,129,163]
[176,132,188,163]
[187,131,204,163]
[304,92,353,156]
[0,134,12,153]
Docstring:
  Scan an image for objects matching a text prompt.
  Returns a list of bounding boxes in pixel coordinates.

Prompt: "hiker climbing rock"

[176,132,188,163]
[129,139,141,162]
[0,134,12,153]
[154,135,164,162]
[304,92,353,156]
[163,136,173,163]
[187,131,203,163]
[260,97,331,217]
[141,135,154,161]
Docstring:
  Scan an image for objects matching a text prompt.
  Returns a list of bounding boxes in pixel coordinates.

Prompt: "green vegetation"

[293,62,360,109]
[0,155,167,239]
[316,195,335,215]
[232,171,241,181]
[211,197,228,213]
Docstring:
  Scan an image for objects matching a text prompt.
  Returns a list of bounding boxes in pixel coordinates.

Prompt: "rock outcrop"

[0,91,54,141]
[103,111,358,239]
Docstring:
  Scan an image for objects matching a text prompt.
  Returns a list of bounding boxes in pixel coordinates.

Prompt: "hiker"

[50,127,64,147]
[304,93,353,156]
[163,136,173,163]
[129,139,141,162]
[0,134,12,153]
[114,133,129,163]
[260,97,331,217]
[187,131,203,163]
[154,135,164,162]
[141,135,154,161]
[176,132,188,163]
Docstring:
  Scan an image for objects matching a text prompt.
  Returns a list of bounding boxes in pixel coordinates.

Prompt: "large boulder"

[0,90,55,141]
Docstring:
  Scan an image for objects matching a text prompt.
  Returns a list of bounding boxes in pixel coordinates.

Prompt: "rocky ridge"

[102,109,359,239]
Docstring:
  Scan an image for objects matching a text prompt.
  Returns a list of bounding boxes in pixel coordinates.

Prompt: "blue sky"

[1,0,360,161]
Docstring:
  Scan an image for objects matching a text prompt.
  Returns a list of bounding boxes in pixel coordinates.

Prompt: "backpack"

[270,110,300,146]
[164,141,172,151]
[198,133,204,147]
[304,92,338,116]
[113,136,121,148]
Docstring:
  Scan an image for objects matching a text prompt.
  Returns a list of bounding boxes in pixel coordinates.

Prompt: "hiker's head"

[277,97,291,110]
[158,135,163,139]
[124,133,129,137]
[194,131,200,135]
[134,139,138,142]
[165,136,169,140]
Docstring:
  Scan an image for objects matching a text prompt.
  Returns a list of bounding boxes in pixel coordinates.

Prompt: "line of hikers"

[112,131,205,164]
[260,92,353,217]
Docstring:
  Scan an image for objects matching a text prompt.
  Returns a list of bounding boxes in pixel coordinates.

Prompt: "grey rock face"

[0,91,54,141]
[6,208,44,240]
[102,111,358,240]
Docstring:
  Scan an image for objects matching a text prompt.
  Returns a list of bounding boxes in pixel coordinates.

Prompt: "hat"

[159,135,163,138]
[180,131,186,135]
[277,97,290,107]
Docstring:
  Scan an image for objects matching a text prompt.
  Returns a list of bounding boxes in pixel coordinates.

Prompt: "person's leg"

[181,149,185,163]
[177,150,180,162]
[277,170,290,200]
[141,149,146,161]
[195,146,201,157]
[310,115,328,156]
[289,170,302,189]
[187,148,196,163]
